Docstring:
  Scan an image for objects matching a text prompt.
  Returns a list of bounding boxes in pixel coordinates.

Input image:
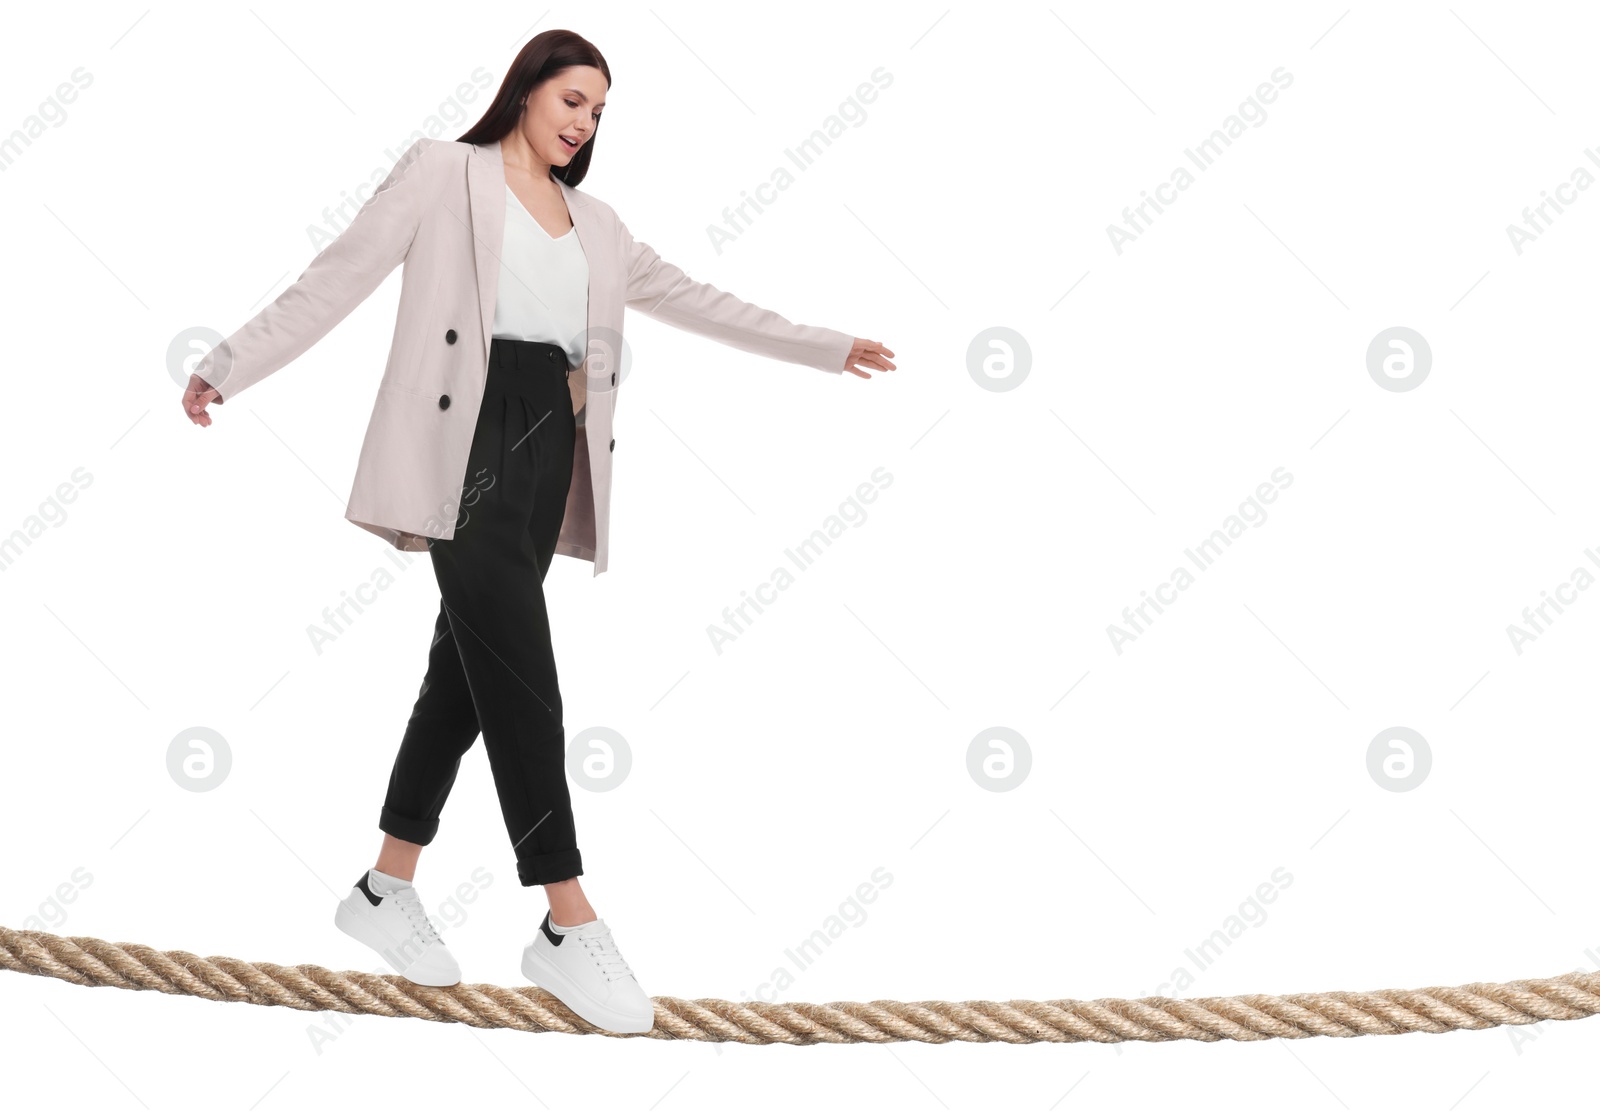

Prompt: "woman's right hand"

[183,373,223,427]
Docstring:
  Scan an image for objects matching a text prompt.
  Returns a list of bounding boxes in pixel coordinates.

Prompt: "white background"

[2,0,1596,1114]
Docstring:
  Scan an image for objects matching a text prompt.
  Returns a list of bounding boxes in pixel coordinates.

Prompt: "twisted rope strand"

[4,925,1596,1044]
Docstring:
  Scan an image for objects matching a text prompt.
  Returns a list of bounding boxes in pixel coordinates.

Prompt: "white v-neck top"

[491,182,589,370]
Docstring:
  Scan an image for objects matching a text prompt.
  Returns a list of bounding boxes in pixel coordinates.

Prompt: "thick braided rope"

[4,925,1597,1044]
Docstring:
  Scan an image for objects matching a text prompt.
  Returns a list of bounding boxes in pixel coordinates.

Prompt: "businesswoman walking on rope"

[182,29,894,1034]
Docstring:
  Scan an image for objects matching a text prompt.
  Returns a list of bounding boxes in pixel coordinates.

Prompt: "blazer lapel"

[554,172,594,390]
[466,139,506,364]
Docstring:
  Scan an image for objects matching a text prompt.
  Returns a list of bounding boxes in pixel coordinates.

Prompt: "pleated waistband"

[488,337,569,373]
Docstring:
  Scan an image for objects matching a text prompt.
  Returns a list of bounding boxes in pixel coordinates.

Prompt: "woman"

[182,29,894,1035]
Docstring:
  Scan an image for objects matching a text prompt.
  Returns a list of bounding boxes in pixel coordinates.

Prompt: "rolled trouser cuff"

[379,805,441,846]
[518,849,583,886]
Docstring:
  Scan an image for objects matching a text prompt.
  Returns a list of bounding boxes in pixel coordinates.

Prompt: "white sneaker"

[334,870,463,986]
[520,910,654,1034]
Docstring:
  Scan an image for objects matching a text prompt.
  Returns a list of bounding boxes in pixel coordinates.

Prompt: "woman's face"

[520,65,607,169]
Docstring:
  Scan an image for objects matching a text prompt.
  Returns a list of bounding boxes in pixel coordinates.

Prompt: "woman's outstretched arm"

[185,137,443,420]
[619,219,859,375]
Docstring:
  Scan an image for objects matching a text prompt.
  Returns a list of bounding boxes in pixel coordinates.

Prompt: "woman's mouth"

[559,134,579,151]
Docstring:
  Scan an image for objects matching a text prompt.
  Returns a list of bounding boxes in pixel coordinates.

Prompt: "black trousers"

[378,337,582,886]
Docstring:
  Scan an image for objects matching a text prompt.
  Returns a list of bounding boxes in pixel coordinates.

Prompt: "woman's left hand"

[844,338,895,378]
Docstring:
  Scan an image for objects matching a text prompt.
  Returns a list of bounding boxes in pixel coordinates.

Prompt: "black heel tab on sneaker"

[356,871,383,907]
[540,910,565,946]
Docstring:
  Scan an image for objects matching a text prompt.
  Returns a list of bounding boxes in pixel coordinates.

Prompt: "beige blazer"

[193,137,854,575]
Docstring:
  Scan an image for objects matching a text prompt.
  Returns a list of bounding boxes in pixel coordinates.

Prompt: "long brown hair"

[457,30,611,188]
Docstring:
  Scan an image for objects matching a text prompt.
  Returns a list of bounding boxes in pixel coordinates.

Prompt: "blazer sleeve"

[192,138,439,404]
[620,220,854,375]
